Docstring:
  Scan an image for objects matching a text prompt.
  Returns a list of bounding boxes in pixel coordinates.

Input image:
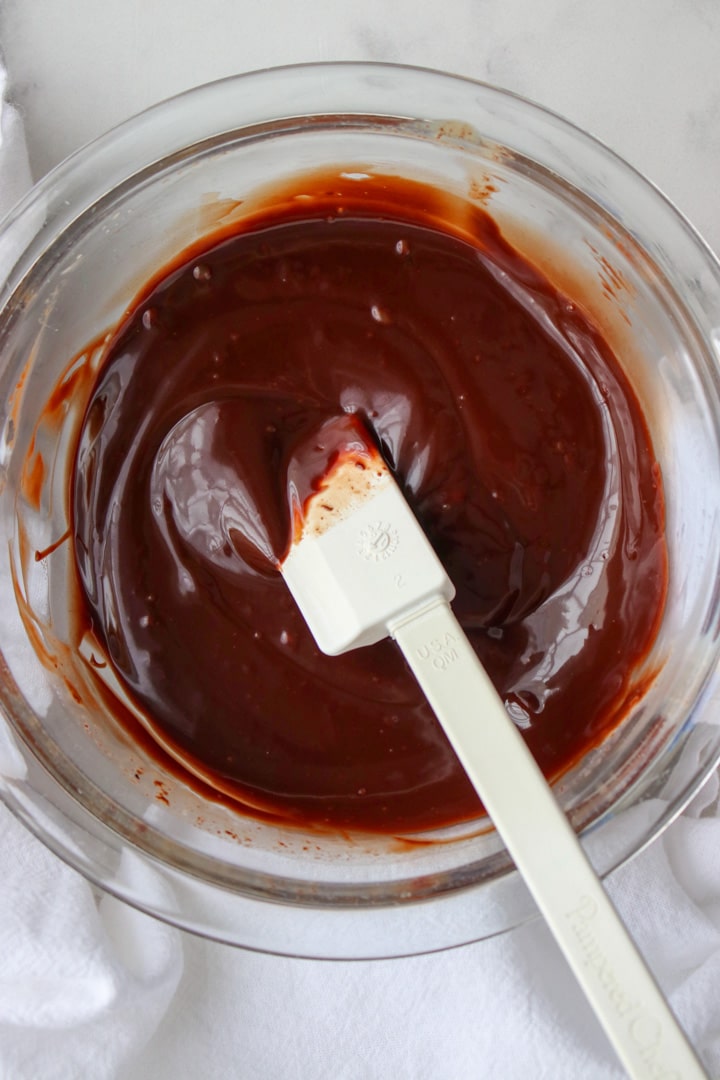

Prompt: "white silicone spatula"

[282,414,708,1080]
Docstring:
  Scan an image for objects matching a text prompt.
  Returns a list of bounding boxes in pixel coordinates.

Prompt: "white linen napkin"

[0,53,183,1080]
[119,777,720,1080]
[2,54,720,1080]
[0,60,30,210]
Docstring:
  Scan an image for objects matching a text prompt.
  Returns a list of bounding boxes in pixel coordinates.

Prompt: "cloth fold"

[1,51,720,1080]
[0,52,182,1080]
[0,55,30,216]
[116,777,720,1080]
[0,805,182,1080]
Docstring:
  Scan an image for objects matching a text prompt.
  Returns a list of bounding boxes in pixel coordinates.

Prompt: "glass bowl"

[1,62,720,958]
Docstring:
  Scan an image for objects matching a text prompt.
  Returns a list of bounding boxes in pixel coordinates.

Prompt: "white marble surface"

[2,3,720,1079]
[2,0,720,258]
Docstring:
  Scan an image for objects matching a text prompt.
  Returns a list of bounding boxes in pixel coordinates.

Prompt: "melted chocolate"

[71,174,666,833]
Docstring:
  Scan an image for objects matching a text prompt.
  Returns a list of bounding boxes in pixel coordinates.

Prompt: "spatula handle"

[392,600,708,1080]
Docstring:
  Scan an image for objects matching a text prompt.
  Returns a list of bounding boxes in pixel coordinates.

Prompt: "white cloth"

[115,779,720,1080]
[0,59,30,212]
[1,55,720,1080]
[0,54,183,1080]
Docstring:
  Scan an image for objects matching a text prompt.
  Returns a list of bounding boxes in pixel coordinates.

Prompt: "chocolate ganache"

[72,172,666,832]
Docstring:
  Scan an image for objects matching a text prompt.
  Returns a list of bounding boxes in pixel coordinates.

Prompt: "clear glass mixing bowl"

[1,62,720,958]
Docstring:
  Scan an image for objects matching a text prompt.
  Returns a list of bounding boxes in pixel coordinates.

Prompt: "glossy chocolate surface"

[72,174,666,832]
